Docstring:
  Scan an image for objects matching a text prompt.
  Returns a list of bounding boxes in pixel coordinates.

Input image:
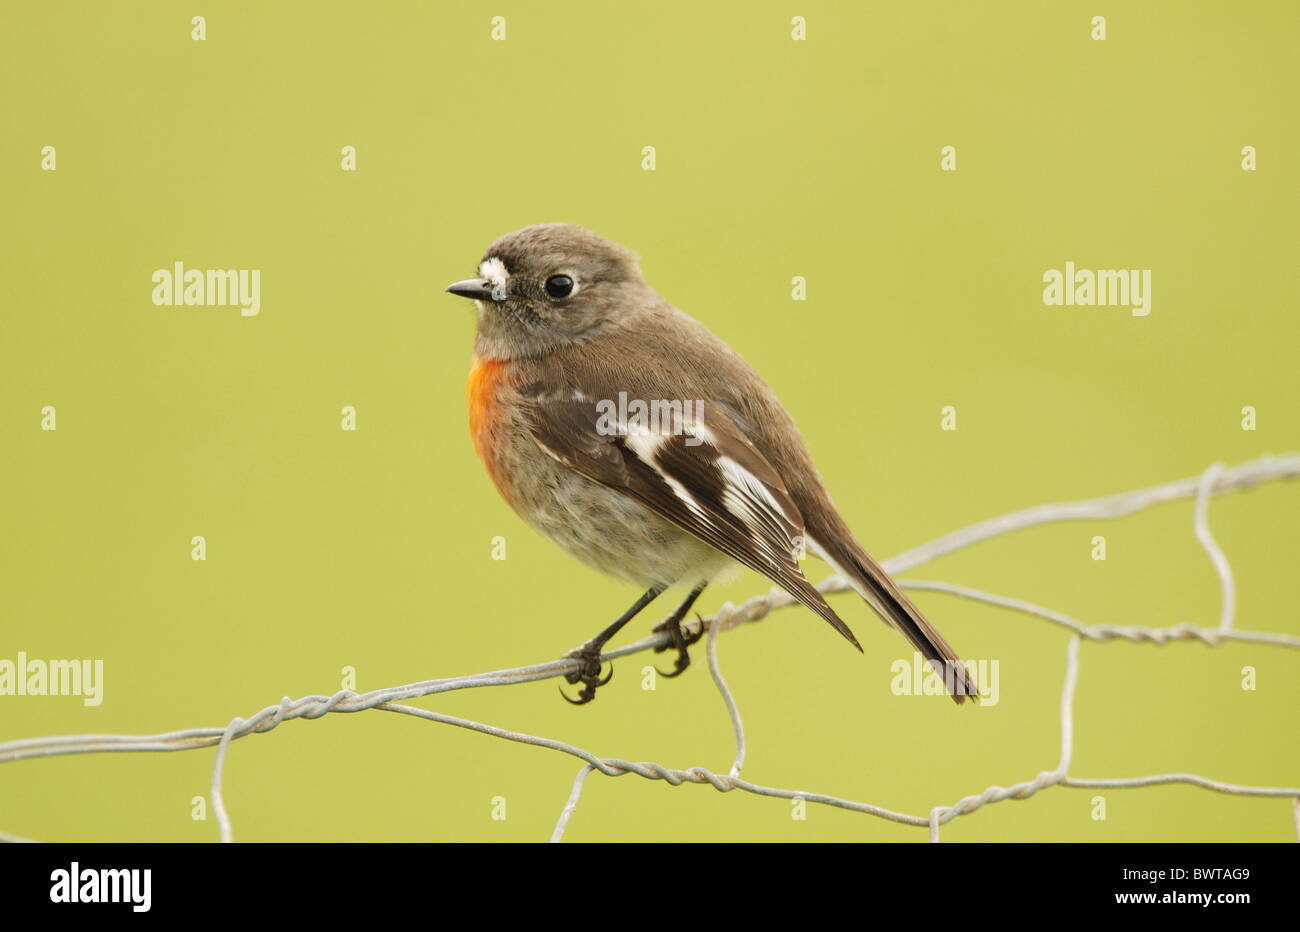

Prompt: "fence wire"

[1,453,1297,843]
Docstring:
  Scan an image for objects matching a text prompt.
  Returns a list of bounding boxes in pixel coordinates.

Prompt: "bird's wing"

[522,385,861,650]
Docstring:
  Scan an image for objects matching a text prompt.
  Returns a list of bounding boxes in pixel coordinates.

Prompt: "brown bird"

[447,223,978,705]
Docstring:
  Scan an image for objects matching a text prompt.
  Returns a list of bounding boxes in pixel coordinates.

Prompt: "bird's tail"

[808,529,979,705]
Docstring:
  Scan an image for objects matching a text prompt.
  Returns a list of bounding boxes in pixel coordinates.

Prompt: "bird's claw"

[560,645,613,705]
[653,612,705,678]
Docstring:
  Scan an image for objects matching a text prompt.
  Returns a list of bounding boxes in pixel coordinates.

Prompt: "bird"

[445,223,978,705]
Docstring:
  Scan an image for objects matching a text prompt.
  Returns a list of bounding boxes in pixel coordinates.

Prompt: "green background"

[1,1,1297,842]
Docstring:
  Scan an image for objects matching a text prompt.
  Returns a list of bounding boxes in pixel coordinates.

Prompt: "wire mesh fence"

[1,453,1297,842]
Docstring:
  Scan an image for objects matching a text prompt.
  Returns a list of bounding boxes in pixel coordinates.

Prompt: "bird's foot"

[653,612,705,678]
[560,643,613,705]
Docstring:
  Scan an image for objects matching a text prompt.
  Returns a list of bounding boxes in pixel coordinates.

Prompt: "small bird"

[446,224,978,705]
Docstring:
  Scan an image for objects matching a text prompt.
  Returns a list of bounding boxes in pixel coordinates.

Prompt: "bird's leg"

[561,584,666,705]
[652,584,708,678]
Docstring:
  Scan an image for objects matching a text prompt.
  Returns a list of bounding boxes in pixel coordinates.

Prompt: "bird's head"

[446,223,654,358]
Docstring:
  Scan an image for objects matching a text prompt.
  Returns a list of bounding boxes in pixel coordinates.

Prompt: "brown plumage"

[449,223,979,703]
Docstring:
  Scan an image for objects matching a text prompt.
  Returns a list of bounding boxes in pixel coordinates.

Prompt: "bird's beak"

[446,278,498,301]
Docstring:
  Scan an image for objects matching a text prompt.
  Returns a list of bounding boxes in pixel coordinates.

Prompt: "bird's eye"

[544,274,575,299]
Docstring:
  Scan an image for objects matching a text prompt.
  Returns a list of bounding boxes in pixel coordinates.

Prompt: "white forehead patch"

[479,257,509,289]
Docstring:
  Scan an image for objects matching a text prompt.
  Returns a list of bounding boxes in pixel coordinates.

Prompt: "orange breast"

[466,355,509,476]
